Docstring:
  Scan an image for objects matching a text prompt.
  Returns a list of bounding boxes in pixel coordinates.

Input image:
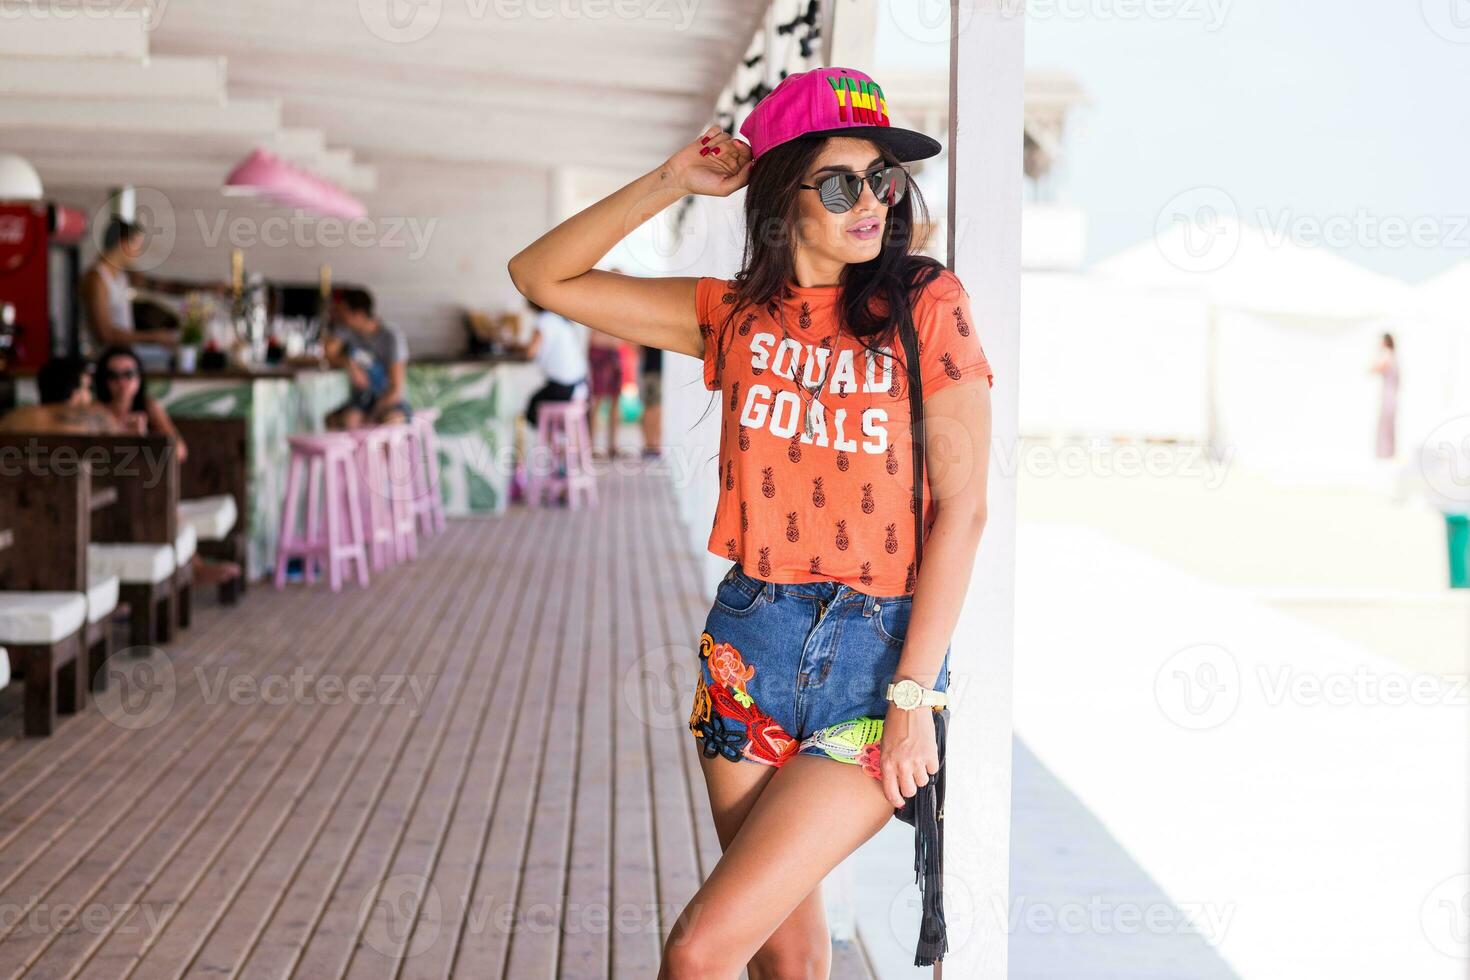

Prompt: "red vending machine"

[0,201,88,372]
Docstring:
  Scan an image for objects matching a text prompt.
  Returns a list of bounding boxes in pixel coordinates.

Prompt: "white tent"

[1092,217,1415,321]
[1085,219,1430,477]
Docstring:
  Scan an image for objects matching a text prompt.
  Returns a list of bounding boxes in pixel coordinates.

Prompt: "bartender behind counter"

[80,218,227,369]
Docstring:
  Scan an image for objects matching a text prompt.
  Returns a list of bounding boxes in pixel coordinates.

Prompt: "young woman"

[509,67,994,979]
[95,345,243,587]
[81,219,227,365]
[95,344,187,459]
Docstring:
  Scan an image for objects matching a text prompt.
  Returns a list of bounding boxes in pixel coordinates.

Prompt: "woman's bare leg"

[661,753,894,980]
[686,753,829,980]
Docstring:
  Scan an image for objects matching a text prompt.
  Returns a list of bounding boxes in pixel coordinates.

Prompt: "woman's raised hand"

[664,125,753,198]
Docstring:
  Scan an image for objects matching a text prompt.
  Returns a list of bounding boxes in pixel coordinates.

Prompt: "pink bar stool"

[409,408,446,536]
[527,398,597,509]
[274,433,370,591]
[382,423,419,564]
[348,426,398,571]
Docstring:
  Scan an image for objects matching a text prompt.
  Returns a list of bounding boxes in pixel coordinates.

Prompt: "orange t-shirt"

[696,268,994,597]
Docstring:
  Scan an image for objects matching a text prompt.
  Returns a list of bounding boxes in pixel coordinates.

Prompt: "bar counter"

[12,354,541,579]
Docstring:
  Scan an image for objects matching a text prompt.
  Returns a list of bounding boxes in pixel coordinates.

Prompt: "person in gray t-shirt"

[325,287,412,428]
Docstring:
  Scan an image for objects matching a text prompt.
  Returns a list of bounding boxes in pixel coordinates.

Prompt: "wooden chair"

[174,416,249,603]
[0,434,184,647]
[0,460,118,735]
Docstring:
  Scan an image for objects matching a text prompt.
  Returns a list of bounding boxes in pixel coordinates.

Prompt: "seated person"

[324,288,411,429]
[0,353,241,588]
[94,344,188,461]
[519,299,590,426]
[0,357,114,433]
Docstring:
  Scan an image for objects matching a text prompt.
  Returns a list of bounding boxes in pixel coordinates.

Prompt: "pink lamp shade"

[224,149,366,220]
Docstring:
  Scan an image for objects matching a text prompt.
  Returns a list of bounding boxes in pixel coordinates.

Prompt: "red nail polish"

[700,136,710,144]
[699,147,709,156]
[712,147,720,155]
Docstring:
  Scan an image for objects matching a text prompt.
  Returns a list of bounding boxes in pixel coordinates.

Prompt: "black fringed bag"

[892,298,949,968]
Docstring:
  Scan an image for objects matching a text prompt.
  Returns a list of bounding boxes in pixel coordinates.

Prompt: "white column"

[947,3,1025,979]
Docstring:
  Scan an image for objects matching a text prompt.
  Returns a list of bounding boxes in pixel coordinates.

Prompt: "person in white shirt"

[522,300,589,425]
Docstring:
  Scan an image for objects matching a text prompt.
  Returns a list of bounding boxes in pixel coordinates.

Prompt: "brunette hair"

[37,357,91,405]
[95,345,150,414]
[707,135,945,389]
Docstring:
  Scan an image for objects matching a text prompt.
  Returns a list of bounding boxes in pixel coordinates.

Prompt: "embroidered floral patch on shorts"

[688,564,949,781]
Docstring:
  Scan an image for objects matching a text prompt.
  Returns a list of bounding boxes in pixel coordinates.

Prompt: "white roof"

[1416,260,1470,321]
[1091,216,1416,321]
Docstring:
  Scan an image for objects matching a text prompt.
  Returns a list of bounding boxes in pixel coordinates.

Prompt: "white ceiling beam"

[0,5,149,59]
[151,0,750,44]
[278,98,688,169]
[28,151,376,195]
[9,131,373,192]
[151,33,728,96]
[261,128,326,160]
[0,54,226,101]
[223,59,700,124]
[0,96,282,135]
[26,154,232,191]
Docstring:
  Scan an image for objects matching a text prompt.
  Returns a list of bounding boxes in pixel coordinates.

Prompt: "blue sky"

[877,1,1470,283]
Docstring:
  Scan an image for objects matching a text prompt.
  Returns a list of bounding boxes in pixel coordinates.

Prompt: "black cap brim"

[796,125,943,163]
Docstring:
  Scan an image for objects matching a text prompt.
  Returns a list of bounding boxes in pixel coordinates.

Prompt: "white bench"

[0,592,88,736]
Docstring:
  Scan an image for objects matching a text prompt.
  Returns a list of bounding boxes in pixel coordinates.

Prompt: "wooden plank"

[343,502,562,977]
[556,469,615,979]
[607,473,663,978]
[84,537,488,980]
[218,518,536,979]
[494,475,598,979]
[432,489,575,975]
[0,555,443,975]
[637,464,705,949]
[0,464,792,979]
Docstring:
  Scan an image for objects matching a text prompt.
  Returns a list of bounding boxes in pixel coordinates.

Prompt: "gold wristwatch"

[885,678,947,711]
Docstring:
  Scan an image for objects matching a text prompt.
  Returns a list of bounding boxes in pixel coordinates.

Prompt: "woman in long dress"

[1371,333,1399,458]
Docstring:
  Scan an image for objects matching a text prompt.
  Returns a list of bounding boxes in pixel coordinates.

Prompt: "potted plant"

[177,294,212,372]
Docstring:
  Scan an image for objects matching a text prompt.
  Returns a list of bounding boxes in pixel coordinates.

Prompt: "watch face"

[893,679,922,709]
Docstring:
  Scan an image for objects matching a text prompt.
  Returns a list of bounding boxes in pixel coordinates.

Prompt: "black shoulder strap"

[897,305,925,577]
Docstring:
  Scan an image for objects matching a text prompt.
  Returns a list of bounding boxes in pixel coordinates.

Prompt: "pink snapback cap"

[738,66,941,163]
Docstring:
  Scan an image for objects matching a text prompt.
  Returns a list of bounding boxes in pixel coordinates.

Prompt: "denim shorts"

[688,563,951,780]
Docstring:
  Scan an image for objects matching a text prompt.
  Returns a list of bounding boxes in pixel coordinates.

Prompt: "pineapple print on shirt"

[698,268,993,597]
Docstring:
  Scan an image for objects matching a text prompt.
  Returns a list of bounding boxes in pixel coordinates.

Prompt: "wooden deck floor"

[0,465,877,979]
